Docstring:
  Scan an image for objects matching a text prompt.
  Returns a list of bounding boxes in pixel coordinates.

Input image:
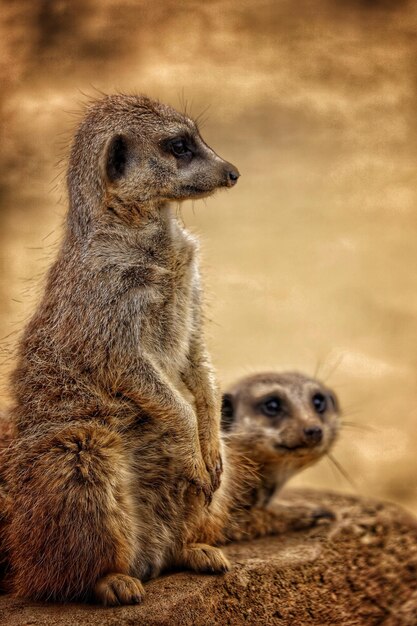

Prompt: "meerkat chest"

[143,231,199,369]
[161,247,197,361]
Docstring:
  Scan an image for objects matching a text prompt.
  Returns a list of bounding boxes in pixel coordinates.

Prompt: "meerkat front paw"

[183,456,213,503]
[93,573,145,606]
[205,450,223,493]
[179,543,231,574]
[200,438,223,493]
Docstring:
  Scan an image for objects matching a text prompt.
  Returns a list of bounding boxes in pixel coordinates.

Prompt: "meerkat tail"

[5,422,140,604]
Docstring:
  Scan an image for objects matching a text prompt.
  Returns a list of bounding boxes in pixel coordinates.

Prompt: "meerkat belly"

[127,418,188,580]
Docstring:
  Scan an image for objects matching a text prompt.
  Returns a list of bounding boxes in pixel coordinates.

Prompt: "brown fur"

[0,412,12,589]
[3,93,239,605]
[193,371,340,546]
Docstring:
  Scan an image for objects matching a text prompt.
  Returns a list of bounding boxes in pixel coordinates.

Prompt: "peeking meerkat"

[191,372,340,546]
[3,94,239,605]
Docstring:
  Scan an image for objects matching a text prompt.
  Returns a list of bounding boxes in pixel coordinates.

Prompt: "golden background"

[1,1,416,512]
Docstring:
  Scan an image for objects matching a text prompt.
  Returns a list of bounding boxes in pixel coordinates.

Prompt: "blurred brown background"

[1,0,416,512]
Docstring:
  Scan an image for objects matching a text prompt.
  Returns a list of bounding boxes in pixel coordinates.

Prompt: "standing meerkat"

[4,94,239,605]
[192,371,340,546]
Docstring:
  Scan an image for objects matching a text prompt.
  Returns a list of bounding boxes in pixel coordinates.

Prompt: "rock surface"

[0,489,416,626]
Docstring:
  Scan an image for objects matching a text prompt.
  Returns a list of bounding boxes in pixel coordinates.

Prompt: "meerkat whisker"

[194,103,212,130]
[327,453,357,490]
[340,407,362,417]
[341,420,376,433]
[313,356,325,379]
[321,353,344,384]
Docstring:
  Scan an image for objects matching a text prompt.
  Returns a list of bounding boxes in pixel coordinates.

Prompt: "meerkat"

[3,93,239,605]
[192,371,340,546]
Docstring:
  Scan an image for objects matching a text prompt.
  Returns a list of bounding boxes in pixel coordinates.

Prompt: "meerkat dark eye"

[312,393,327,415]
[259,396,282,418]
[169,138,192,158]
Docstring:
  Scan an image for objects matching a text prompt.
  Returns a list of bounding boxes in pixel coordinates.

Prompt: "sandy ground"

[1,489,416,625]
[0,1,417,512]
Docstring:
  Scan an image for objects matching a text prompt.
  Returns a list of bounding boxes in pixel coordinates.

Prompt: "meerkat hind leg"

[178,543,231,574]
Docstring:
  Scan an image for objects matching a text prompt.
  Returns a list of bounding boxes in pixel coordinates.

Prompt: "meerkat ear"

[104,134,129,182]
[221,393,235,432]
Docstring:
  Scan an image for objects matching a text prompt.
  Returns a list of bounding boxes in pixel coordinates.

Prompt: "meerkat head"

[221,371,340,477]
[67,94,239,234]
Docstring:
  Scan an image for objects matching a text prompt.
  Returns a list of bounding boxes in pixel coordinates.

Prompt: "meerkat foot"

[270,503,336,532]
[291,505,335,530]
[93,573,145,607]
[179,544,231,574]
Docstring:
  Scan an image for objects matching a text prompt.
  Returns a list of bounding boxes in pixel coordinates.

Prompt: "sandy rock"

[0,489,416,626]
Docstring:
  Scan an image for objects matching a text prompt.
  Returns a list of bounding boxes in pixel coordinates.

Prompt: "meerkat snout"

[303,425,323,446]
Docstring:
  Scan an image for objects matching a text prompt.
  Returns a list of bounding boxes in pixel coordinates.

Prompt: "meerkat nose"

[228,169,239,182]
[303,426,323,445]
[226,168,240,187]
